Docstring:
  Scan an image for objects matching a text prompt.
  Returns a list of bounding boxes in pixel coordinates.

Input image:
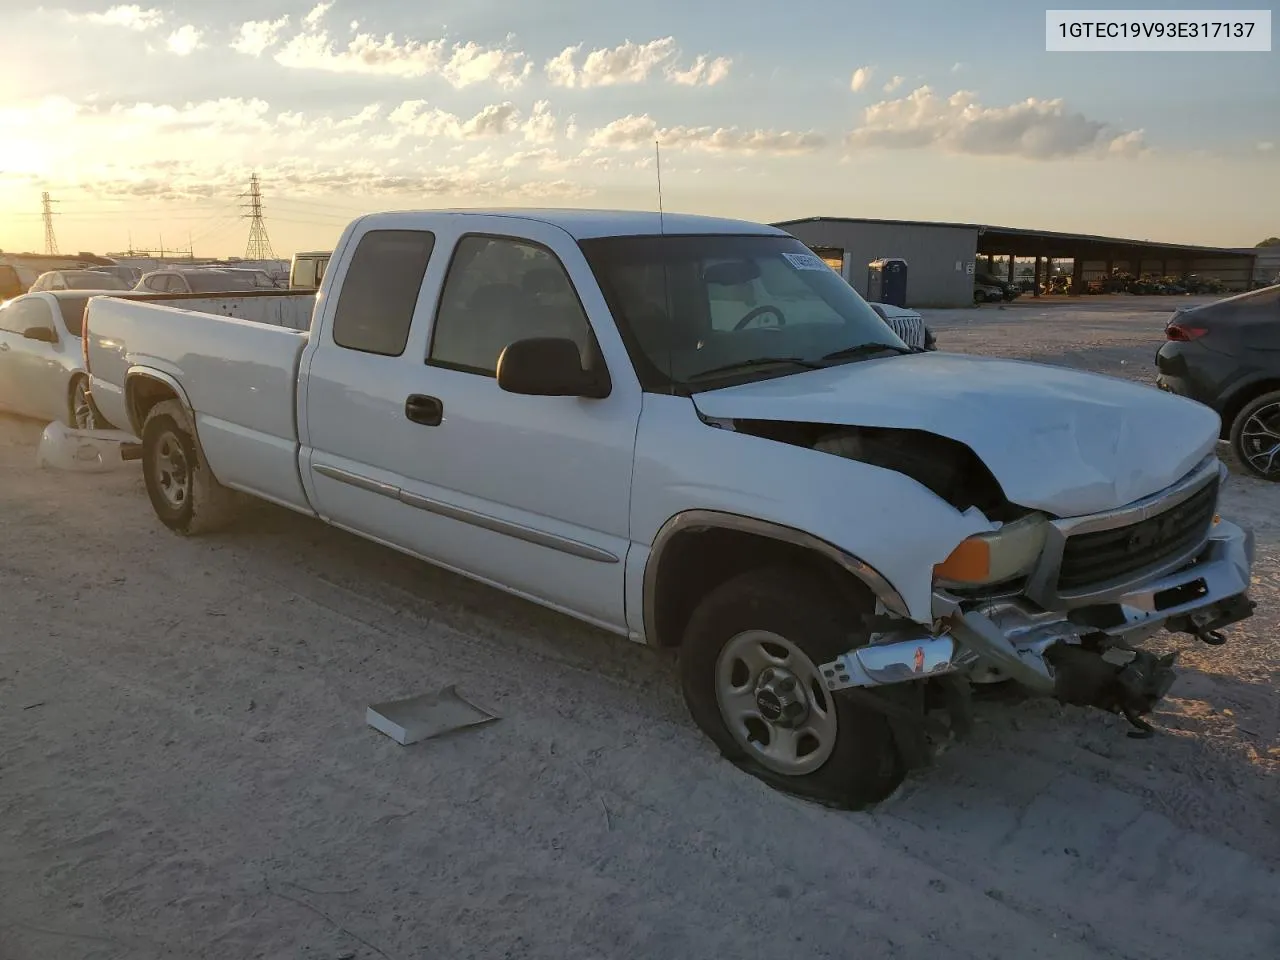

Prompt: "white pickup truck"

[85,209,1256,807]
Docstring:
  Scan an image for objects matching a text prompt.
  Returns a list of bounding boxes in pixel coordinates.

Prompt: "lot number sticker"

[782,252,828,271]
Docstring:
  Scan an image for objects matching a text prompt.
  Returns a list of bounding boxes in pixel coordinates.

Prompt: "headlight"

[933,513,1048,588]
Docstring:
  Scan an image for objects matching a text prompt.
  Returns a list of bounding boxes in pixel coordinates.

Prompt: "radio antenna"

[655,140,665,230]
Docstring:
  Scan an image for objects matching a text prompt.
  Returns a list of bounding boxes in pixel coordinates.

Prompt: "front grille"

[884,314,925,349]
[1056,479,1218,593]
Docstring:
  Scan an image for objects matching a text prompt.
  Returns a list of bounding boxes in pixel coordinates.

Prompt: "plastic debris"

[366,684,498,746]
[36,421,141,473]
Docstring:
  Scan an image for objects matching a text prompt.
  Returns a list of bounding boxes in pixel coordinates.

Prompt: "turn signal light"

[1166,323,1207,341]
[933,537,991,583]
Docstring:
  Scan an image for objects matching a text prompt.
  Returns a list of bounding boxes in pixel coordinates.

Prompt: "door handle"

[404,394,443,426]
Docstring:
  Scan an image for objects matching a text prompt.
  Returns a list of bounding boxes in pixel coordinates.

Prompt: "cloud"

[2,95,592,207]
[545,37,731,87]
[951,62,965,73]
[1258,141,1275,152]
[387,100,522,139]
[269,14,530,87]
[1106,129,1148,157]
[75,4,163,30]
[850,66,874,92]
[521,100,558,143]
[588,114,826,155]
[845,86,1147,160]
[883,75,904,93]
[231,16,291,56]
[166,25,203,56]
[303,2,332,29]
[439,41,532,89]
[666,54,733,86]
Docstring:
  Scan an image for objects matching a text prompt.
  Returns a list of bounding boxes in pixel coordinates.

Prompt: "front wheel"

[679,566,905,808]
[141,400,239,535]
[69,376,102,430]
[1230,389,1280,482]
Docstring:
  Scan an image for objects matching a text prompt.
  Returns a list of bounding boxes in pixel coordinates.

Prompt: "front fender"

[630,395,995,625]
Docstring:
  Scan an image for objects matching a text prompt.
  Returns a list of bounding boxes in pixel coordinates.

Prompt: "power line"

[239,172,276,260]
[41,192,60,256]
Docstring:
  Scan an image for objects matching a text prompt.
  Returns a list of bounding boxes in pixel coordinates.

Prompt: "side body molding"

[641,510,910,646]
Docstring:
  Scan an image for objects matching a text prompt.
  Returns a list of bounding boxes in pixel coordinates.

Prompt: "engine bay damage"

[729,418,1027,522]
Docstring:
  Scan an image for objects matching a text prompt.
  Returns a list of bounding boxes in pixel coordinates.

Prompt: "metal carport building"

[775,216,1258,307]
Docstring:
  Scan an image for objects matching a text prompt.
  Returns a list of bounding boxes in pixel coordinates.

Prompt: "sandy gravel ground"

[2,297,1278,960]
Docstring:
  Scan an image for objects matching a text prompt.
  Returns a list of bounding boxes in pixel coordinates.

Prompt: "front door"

[0,296,62,420]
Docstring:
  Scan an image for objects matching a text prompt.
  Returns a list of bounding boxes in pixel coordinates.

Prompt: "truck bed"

[86,293,314,512]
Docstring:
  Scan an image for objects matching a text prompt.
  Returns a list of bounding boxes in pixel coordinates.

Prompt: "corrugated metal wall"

[779,220,980,307]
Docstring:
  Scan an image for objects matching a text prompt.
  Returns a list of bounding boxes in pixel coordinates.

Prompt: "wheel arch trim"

[641,510,910,647]
[124,366,195,437]
[124,366,220,479]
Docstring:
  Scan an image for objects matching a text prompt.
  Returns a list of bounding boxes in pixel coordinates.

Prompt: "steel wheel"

[152,431,191,510]
[1239,401,1280,478]
[714,629,838,777]
[71,379,96,430]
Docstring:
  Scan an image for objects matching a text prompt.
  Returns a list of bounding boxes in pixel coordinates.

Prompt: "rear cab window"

[331,230,436,356]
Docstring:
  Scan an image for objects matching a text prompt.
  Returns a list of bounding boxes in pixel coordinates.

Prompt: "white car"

[28,270,132,293]
[0,291,113,428]
[84,208,1256,806]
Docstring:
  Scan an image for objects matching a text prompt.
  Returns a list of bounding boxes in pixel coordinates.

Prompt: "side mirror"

[496,337,610,399]
[23,326,58,343]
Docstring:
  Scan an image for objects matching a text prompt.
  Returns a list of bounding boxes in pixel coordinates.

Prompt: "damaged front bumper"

[819,517,1255,708]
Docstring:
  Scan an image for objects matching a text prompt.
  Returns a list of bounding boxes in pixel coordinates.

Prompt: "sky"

[0,1,1275,257]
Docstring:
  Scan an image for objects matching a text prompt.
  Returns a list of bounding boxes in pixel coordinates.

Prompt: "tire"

[679,566,906,809]
[68,375,102,430]
[141,400,239,535]
[1230,389,1280,482]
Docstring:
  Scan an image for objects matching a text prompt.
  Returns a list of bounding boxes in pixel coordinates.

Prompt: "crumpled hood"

[692,352,1220,518]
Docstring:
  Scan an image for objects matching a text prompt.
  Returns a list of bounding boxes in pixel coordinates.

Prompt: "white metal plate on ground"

[366,684,499,745]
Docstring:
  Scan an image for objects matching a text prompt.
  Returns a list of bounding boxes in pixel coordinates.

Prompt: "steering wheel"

[733,304,787,331]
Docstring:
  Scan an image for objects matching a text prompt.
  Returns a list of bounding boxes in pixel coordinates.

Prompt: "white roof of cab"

[361,208,789,241]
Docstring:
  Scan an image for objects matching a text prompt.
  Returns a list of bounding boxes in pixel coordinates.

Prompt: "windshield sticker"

[781,252,829,271]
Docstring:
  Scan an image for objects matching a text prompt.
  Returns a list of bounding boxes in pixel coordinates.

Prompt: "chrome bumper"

[820,518,1254,694]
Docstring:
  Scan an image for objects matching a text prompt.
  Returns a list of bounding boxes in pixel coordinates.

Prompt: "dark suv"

[1156,284,1280,480]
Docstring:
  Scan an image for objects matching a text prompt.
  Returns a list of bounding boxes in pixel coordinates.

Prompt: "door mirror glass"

[496,337,609,399]
[23,326,58,343]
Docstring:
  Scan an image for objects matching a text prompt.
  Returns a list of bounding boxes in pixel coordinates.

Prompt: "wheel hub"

[754,667,809,728]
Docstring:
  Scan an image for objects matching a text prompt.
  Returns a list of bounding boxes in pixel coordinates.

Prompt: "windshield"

[57,296,91,336]
[65,272,128,290]
[579,234,906,391]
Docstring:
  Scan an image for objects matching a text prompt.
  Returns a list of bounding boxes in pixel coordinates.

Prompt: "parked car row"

[2,263,284,304]
[66,207,1257,809]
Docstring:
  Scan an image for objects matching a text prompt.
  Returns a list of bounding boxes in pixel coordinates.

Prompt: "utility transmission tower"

[41,191,60,256]
[239,173,275,260]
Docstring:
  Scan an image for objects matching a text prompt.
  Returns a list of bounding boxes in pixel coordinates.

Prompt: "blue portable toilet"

[867,258,909,307]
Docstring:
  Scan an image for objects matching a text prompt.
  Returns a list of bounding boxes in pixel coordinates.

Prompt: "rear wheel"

[141,400,238,535]
[679,566,906,809]
[1230,390,1280,482]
